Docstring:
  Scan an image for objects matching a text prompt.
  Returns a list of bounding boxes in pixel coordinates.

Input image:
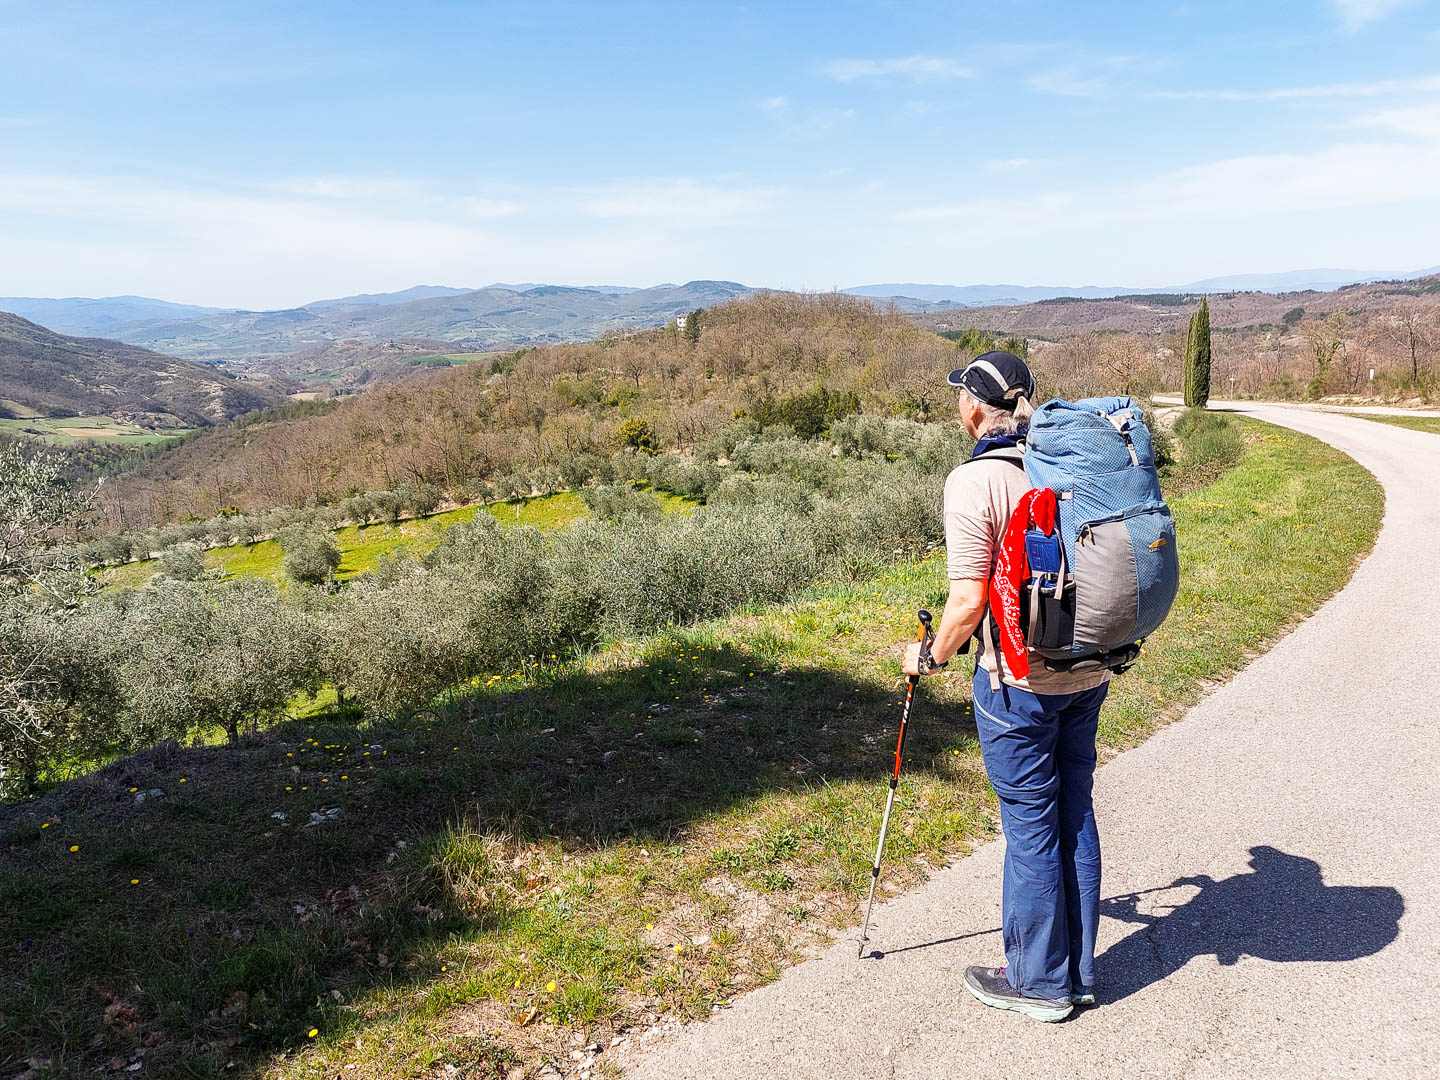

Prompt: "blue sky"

[2,0,1439,308]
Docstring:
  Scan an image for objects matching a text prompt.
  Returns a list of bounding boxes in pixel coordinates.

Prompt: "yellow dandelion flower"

[341,775,348,780]
[646,923,654,930]
[307,1027,319,1038]
[285,786,292,791]
[673,944,683,954]
[546,980,557,993]
[41,822,49,829]
[129,787,138,792]
[514,979,521,988]
[179,778,186,783]
[131,879,139,885]
[69,845,79,852]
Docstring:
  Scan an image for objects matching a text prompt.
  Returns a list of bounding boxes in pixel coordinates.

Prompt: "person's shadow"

[1095,846,1403,1004]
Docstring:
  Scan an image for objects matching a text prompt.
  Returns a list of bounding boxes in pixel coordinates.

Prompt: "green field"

[1,418,1385,1079]
[0,412,189,445]
[103,488,695,589]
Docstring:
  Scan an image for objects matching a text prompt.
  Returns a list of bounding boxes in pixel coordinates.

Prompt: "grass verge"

[1,418,1382,1079]
[1338,412,1440,434]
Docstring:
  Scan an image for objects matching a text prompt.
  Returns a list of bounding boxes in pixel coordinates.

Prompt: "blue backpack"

[981,397,1180,675]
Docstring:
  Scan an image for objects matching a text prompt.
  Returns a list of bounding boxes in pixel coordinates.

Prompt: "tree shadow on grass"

[0,636,980,1077]
[1095,846,1403,1004]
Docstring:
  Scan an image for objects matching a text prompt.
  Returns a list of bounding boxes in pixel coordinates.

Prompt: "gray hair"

[963,388,1035,436]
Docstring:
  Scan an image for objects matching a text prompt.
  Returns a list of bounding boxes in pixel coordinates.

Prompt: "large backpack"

[974,396,1180,677]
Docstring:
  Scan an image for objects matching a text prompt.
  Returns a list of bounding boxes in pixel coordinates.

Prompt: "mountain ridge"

[0,312,284,428]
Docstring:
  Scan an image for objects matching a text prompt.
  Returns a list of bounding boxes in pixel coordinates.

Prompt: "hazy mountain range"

[0,281,754,367]
[2,265,1436,393]
[846,265,1440,306]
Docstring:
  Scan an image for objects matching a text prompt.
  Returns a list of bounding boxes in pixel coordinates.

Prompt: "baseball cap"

[946,350,1036,411]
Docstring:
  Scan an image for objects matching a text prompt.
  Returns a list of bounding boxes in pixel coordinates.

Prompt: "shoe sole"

[963,975,1074,1022]
[1071,993,1096,1006]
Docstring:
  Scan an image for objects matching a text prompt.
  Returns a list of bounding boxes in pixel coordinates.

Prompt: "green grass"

[0,414,190,445]
[1339,412,1440,434]
[103,489,696,590]
[1,419,1383,1078]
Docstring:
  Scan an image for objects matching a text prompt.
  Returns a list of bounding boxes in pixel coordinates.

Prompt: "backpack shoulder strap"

[962,446,1026,471]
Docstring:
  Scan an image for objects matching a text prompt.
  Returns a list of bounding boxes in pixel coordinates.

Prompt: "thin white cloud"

[760,96,789,111]
[1332,0,1409,30]
[1149,74,1440,100]
[1027,70,1108,98]
[0,172,778,307]
[1352,101,1440,138]
[818,55,974,83]
[896,130,1440,235]
[985,158,1036,171]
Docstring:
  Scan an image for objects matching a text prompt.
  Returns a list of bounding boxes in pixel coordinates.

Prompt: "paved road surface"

[1153,394,1440,418]
[628,405,1439,1080]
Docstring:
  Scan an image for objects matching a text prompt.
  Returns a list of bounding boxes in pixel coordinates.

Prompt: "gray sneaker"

[963,966,1074,1022]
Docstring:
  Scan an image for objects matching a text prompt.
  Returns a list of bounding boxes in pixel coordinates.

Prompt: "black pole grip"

[916,609,936,670]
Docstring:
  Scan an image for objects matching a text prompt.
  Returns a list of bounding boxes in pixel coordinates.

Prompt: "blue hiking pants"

[972,666,1110,999]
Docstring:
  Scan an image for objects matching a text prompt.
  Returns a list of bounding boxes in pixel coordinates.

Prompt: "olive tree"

[111,578,324,744]
[157,541,208,581]
[0,443,108,797]
[277,525,341,586]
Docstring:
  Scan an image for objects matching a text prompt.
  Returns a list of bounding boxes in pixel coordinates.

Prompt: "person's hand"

[904,640,948,676]
[903,641,923,676]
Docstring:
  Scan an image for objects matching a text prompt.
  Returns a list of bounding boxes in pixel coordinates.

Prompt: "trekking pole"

[859,608,935,958]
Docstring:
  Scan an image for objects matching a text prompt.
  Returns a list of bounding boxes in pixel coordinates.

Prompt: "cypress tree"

[1183,296,1212,407]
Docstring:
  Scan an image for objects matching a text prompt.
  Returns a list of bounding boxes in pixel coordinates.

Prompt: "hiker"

[903,350,1111,1023]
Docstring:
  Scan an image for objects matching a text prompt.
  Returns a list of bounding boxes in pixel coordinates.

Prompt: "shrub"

[371,489,406,524]
[339,494,375,525]
[157,542,208,581]
[1174,408,1242,476]
[494,473,532,501]
[580,484,663,522]
[409,483,444,517]
[277,525,341,586]
[0,605,121,798]
[617,417,655,452]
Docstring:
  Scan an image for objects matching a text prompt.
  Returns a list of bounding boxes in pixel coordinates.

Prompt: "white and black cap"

[947,350,1036,411]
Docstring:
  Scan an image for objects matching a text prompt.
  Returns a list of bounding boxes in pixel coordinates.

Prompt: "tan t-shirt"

[943,453,1109,695]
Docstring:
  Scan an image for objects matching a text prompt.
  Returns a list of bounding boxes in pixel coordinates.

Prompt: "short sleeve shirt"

[943,454,1109,695]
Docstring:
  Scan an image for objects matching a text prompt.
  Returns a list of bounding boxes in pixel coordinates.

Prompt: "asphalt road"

[627,404,1440,1080]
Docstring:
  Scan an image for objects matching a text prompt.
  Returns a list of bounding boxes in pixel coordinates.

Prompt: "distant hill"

[847,265,1440,308]
[0,312,284,428]
[908,273,1440,337]
[81,280,756,373]
[303,285,476,309]
[0,295,224,336]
